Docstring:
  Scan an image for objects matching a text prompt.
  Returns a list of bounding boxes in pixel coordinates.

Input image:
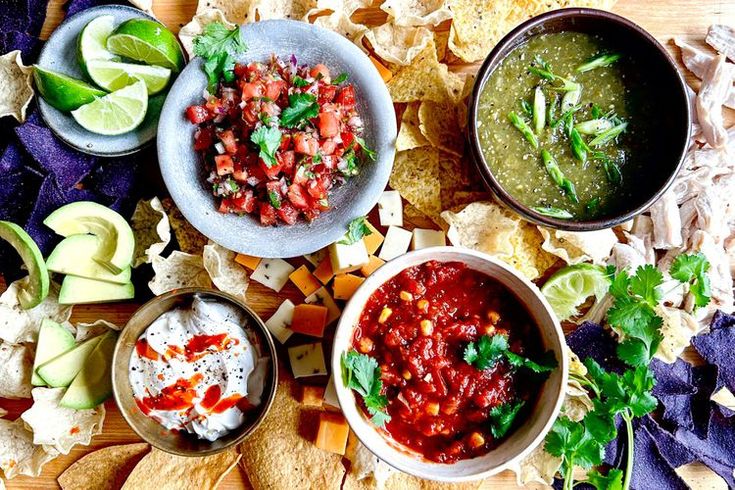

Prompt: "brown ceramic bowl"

[112,288,278,457]
[467,8,691,231]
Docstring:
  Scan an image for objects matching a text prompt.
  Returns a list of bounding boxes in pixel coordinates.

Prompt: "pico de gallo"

[347,261,555,463]
[185,55,374,226]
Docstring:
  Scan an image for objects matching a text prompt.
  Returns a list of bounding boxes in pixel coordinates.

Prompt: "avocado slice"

[46,235,131,285]
[36,335,102,387]
[32,319,76,386]
[58,275,134,305]
[43,201,134,274]
[0,220,50,309]
[61,330,118,409]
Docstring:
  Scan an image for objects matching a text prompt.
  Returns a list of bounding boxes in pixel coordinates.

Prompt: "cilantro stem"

[622,410,634,490]
[564,456,575,490]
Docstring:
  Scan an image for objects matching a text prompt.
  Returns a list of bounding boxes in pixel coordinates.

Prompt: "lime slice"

[77,15,119,78]
[33,66,107,112]
[541,263,611,321]
[106,19,185,72]
[85,59,171,95]
[71,80,148,136]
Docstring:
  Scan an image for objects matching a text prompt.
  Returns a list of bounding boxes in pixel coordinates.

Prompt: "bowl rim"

[331,247,569,482]
[466,7,692,231]
[111,287,279,457]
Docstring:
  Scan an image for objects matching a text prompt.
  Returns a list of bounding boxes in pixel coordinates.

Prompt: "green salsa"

[477,31,653,220]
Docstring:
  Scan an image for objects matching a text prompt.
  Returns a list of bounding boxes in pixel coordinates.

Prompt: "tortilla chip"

[203,241,249,299]
[195,0,256,24]
[509,443,562,487]
[418,100,465,157]
[0,50,33,122]
[21,388,105,455]
[313,10,367,43]
[57,443,150,490]
[433,30,449,61]
[390,147,441,221]
[345,468,483,490]
[364,24,433,66]
[538,227,619,265]
[0,342,33,399]
[74,319,120,342]
[386,40,464,103]
[380,0,452,27]
[0,418,58,479]
[128,0,154,14]
[148,251,213,296]
[131,197,171,268]
[179,8,236,58]
[396,103,429,151]
[239,376,345,489]
[344,432,393,486]
[442,201,556,279]
[121,447,240,490]
[256,0,318,20]
[447,191,489,209]
[0,279,72,344]
[447,0,513,63]
[161,198,209,255]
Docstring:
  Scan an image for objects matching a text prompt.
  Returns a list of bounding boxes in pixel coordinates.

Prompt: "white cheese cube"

[288,343,327,378]
[305,286,341,325]
[377,190,403,227]
[303,248,327,267]
[411,228,446,250]
[324,375,339,409]
[264,299,295,344]
[251,258,295,292]
[329,240,369,274]
[379,226,412,261]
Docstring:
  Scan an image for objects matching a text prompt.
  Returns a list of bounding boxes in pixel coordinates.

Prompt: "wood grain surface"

[4,0,734,488]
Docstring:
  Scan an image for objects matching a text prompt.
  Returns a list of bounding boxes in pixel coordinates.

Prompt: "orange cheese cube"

[235,253,261,270]
[369,56,392,83]
[363,222,384,255]
[290,304,329,337]
[333,274,365,300]
[299,385,325,407]
[289,265,321,297]
[315,412,349,455]
[313,257,335,285]
[360,255,385,277]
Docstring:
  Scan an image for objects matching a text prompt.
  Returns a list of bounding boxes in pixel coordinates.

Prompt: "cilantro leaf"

[354,136,377,161]
[267,190,281,209]
[332,72,349,84]
[340,149,359,177]
[281,93,319,128]
[545,416,604,470]
[250,126,282,168]
[504,350,557,373]
[670,253,712,308]
[628,264,663,307]
[464,334,508,370]
[586,468,624,490]
[341,350,391,427]
[616,338,649,367]
[292,75,310,88]
[193,23,247,92]
[488,400,524,438]
[338,217,372,245]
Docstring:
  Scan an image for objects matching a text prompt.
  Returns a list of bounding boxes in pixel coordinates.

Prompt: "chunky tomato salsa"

[349,261,554,463]
[186,55,373,226]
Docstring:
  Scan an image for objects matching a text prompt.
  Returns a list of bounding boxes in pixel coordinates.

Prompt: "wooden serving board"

[4,0,734,488]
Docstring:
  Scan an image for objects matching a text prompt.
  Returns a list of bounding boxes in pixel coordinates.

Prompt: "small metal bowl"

[112,288,278,457]
[467,8,691,231]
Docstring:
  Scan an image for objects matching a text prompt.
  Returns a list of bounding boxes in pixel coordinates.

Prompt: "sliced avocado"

[58,275,134,305]
[61,330,118,409]
[43,201,134,274]
[46,235,131,285]
[0,220,50,309]
[36,335,102,387]
[32,319,76,386]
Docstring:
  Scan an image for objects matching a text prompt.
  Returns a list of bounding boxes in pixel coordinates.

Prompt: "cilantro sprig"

[281,93,319,128]
[489,400,525,439]
[250,126,282,168]
[338,216,372,245]
[193,22,247,92]
[341,350,390,427]
[463,334,557,374]
[670,252,711,308]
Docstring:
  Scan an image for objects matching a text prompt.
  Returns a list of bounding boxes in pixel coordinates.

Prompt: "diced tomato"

[341,131,355,149]
[310,64,331,81]
[261,101,281,117]
[279,134,293,151]
[318,84,337,105]
[322,155,337,170]
[186,105,210,124]
[307,178,326,199]
[321,139,337,154]
[288,184,310,210]
[205,96,223,113]
[230,190,256,213]
[215,155,235,176]
[259,203,277,226]
[241,82,264,100]
[293,132,319,156]
[277,202,299,225]
[318,111,340,138]
[265,80,286,100]
[277,151,296,174]
[293,165,310,185]
[233,162,248,181]
[219,198,233,214]
[242,101,261,125]
[193,127,214,151]
[218,129,238,155]
[260,158,283,180]
[336,85,356,107]
[303,208,321,222]
[234,63,249,78]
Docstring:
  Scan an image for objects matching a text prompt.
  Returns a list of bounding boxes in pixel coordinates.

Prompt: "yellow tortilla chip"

[239,376,345,489]
[538,227,618,265]
[148,251,213,295]
[447,0,513,62]
[387,39,464,103]
[0,418,58,479]
[364,24,433,66]
[121,447,240,490]
[390,147,441,222]
[380,0,452,27]
[0,279,72,344]
[0,50,33,122]
[128,0,153,14]
[255,0,318,20]
[418,100,465,157]
[195,0,256,24]
[437,153,469,210]
[313,10,368,42]
[180,8,236,58]
[161,198,208,255]
[0,342,33,399]
[396,103,429,151]
[509,443,562,487]
[131,197,171,268]
[202,241,249,300]
[433,30,449,61]
[58,443,150,490]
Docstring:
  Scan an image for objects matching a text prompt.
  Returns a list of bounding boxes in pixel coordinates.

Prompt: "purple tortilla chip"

[566,321,623,372]
[603,415,626,468]
[639,416,695,469]
[675,409,735,487]
[65,0,117,17]
[709,310,735,331]
[0,141,41,223]
[0,0,48,35]
[651,358,697,397]
[0,30,42,60]
[89,156,141,199]
[631,424,690,490]
[691,316,735,413]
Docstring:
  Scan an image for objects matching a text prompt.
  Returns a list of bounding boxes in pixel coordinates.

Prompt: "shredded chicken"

[674,37,735,109]
[706,24,735,63]
[650,190,683,249]
[696,54,733,149]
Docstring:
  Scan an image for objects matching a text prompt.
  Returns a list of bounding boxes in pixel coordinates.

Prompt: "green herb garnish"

[529,56,579,91]
[520,98,534,117]
[338,216,372,245]
[332,72,349,84]
[250,126,282,167]
[508,112,539,149]
[589,122,628,147]
[533,206,573,219]
[464,334,557,373]
[569,128,588,164]
[341,350,391,427]
[540,149,578,203]
[489,400,525,439]
[354,136,377,161]
[292,75,310,88]
[576,53,622,73]
[193,22,247,92]
[533,86,546,133]
[575,119,614,135]
[268,190,281,209]
[281,93,319,128]
[670,252,712,308]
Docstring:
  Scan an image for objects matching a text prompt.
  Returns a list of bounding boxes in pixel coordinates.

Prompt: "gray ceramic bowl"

[36,5,167,157]
[157,19,396,258]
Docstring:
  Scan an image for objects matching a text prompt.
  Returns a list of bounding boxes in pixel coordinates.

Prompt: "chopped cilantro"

[341,350,390,427]
[670,252,711,308]
[340,149,359,177]
[585,468,624,490]
[338,216,372,245]
[464,334,557,374]
[488,400,525,438]
[193,22,247,92]
[354,136,376,161]
[332,72,349,84]
[268,190,281,209]
[292,75,310,88]
[281,93,319,128]
[545,416,605,472]
[250,126,282,168]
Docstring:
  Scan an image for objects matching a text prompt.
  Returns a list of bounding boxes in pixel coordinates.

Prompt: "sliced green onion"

[508,112,539,149]
[561,87,582,113]
[533,86,546,134]
[575,118,613,135]
[529,56,579,91]
[586,197,601,214]
[546,94,558,125]
[533,206,574,219]
[520,99,533,117]
[569,128,588,164]
[576,53,622,73]
[589,122,628,147]
[541,149,578,203]
[602,156,623,185]
[550,104,581,129]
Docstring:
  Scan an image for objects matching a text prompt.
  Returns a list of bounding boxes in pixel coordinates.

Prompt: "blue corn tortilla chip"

[0,0,48,34]
[692,311,735,398]
[631,423,690,490]
[89,157,141,199]
[651,358,697,397]
[675,409,735,488]
[0,30,42,60]
[639,416,694,469]
[566,321,624,372]
[710,310,735,331]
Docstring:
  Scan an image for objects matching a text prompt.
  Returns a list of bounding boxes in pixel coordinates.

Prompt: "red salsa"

[185,55,373,226]
[351,261,549,463]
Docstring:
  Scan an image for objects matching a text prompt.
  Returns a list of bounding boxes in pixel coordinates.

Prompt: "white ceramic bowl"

[332,247,568,482]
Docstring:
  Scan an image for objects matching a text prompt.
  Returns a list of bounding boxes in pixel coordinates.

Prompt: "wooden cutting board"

[4,0,733,488]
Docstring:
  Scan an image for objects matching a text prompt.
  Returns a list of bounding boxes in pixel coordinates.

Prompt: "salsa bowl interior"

[112,288,278,457]
[332,248,568,481]
[468,8,690,231]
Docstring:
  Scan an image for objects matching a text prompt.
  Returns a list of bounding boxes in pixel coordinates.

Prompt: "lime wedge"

[85,59,171,95]
[71,80,148,136]
[77,15,119,78]
[106,19,185,72]
[541,263,611,321]
[33,66,107,112]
